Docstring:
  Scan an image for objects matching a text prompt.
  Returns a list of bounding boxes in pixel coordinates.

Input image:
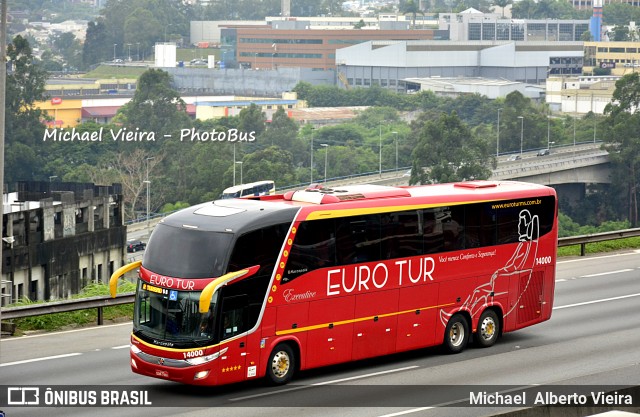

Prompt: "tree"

[238,104,267,138]
[399,0,421,29]
[259,107,305,164]
[240,146,297,187]
[83,20,110,67]
[117,69,191,135]
[5,35,48,184]
[410,112,492,185]
[603,73,640,225]
[493,0,511,17]
[112,149,164,220]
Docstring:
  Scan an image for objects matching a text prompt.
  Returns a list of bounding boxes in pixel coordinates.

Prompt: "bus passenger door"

[216,295,249,385]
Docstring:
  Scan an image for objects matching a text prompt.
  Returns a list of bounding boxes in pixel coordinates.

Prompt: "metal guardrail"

[557,227,640,256]
[1,293,135,328]
[2,227,640,330]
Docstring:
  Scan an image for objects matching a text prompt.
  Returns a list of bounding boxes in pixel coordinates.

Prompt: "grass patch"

[558,236,640,257]
[10,282,137,333]
[83,65,148,79]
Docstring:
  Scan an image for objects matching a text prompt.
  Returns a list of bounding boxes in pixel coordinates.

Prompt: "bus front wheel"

[266,343,295,385]
[444,314,469,353]
[476,309,500,348]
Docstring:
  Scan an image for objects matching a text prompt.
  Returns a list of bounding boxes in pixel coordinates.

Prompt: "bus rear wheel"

[266,343,295,385]
[444,314,469,353]
[476,309,500,348]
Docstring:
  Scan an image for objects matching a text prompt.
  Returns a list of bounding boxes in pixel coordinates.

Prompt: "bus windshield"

[134,281,218,346]
[143,223,233,279]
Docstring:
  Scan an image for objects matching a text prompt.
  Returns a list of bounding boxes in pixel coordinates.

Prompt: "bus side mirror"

[199,265,260,313]
[109,260,142,298]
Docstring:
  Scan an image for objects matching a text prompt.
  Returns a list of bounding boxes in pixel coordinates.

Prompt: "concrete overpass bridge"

[318,142,611,202]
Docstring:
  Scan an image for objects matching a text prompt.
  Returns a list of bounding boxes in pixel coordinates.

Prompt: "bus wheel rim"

[480,317,495,340]
[272,351,290,378]
[450,322,464,347]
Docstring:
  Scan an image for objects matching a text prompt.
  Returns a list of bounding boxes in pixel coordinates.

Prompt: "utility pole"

[0,0,8,339]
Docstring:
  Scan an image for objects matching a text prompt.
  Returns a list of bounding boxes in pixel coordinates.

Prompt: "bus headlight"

[185,348,227,366]
[186,354,217,366]
[130,344,142,354]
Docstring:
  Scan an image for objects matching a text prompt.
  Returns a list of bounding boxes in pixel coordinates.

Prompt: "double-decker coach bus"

[110,181,558,386]
[220,180,275,199]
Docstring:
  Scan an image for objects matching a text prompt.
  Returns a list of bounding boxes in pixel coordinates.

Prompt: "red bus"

[110,181,557,386]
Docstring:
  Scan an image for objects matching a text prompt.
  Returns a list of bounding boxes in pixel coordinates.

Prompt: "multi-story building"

[546,75,618,114]
[583,41,640,75]
[440,11,590,42]
[224,22,448,70]
[1,182,126,305]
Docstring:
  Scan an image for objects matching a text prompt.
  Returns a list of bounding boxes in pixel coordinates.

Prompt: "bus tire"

[266,343,295,385]
[476,309,500,348]
[444,314,469,353]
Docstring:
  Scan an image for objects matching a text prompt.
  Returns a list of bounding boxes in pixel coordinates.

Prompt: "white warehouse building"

[335,40,584,96]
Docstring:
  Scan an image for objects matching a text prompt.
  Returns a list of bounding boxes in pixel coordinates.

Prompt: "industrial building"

[1,182,126,305]
[335,40,584,94]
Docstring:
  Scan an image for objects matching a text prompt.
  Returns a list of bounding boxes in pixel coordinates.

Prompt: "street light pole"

[236,161,243,186]
[321,144,329,184]
[518,116,524,156]
[113,43,117,61]
[392,131,398,173]
[233,143,236,186]
[145,156,155,235]
[379,124,382,178]
[310,131,314,184]
[496,108,502,157]
[594,117,597,143]
[547,116,551,150]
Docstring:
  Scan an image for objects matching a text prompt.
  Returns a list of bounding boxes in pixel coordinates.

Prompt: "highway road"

[1,250,639,417]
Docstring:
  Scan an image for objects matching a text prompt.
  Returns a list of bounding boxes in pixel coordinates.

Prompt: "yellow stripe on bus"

[305,201,488,220]
[275,302,456,336]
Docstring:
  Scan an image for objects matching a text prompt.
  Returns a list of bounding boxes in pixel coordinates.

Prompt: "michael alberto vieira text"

[470,391,633,406]
[42,127,256,142]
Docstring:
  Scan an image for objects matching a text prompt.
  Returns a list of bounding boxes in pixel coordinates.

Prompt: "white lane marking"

[554,292,640,310]
[581,269,633,278]
[111,345,130,350]
[229,365,419,402]
[0,321,132,342]
[0,352,82,367]
[378,407,435,417]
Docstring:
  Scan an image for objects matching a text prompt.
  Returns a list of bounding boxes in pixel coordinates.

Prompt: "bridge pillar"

[555,183,585,206]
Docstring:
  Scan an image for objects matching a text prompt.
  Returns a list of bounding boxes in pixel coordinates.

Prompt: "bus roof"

[158,198,299,235]
[159,181,555,233]
[283,181,554,205]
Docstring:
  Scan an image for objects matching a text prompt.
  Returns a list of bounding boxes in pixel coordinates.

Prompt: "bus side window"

[285,219,336,283]
[219,294,248,340]
[336,215,381,264]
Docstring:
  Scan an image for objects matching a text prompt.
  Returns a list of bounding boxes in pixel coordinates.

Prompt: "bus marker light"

[131,358,137,369]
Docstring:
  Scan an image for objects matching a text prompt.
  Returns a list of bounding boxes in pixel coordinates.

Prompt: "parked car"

[126,239,146,253]
[537,149,550,156]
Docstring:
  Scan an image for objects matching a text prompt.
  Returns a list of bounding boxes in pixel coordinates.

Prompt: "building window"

[482,23,495,40]
[469,23,481,40]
